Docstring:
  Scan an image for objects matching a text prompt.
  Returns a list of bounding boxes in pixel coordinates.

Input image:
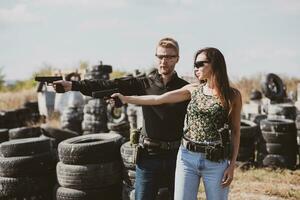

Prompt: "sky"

[0,0,300,81]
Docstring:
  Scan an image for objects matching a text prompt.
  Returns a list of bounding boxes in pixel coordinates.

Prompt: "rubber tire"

[261,73,285,101]
[9,127,42,140]
[0,175,56,198]
[262,154,296,169]
[0,152,56,177]
[107,104,127,124]
[58,133,123,164]
[260,119,296,133]
[108,121,130,132]
[261,131,296,144]
[265,143,297,156]
[56,185,121,200]
[120,142,137,170]
[240,120,259,139]
[56,161,121,190]
[41,124,79,143]
[267,103,297,120]
[0,137,52,157]
[237,146,255,162]
[122,169,136,187]
[0,129,9,143]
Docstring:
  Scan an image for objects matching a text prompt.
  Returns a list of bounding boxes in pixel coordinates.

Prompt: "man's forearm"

[71,79,118,97]
[71,76,146,97]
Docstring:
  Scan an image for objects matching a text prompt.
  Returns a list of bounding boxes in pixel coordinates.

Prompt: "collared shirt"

[72,69,189,141]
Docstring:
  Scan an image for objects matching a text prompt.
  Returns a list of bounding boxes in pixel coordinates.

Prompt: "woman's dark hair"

[194,47,235,114]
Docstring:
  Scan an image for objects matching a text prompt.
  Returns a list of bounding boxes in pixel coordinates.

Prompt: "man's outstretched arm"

[53,76,149,97]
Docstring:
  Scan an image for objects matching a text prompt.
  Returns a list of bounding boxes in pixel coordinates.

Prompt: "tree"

[0,67,5,90]
[110,70,127,79]
[79,61,89,71]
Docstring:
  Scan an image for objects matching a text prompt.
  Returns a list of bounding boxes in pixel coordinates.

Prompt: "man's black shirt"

[72,70,189,141]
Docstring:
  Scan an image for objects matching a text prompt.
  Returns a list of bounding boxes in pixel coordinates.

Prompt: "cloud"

[226,43,300,78]
[25,0,126,9]
[79,18,128,31]
[0,4,41,25]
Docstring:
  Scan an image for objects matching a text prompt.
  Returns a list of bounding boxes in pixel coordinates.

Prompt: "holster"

[133,144,144,164]
[210,126,231,162]
[205,144,226,162]
[205,126,231,162]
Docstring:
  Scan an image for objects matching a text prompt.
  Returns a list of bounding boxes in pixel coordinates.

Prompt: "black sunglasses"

[194,61,210,69]
[155,54,178,60]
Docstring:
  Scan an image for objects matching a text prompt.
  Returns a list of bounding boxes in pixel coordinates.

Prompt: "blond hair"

[157,37,179,55]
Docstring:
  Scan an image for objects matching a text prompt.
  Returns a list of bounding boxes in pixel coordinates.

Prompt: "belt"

[181,137,221,153]
[139,135,181,151]
[181,137,206,153]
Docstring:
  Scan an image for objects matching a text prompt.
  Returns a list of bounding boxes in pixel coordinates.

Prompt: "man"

[54,37,189,200]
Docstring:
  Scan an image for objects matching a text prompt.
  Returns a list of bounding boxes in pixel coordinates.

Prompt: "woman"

[112,47,241,200]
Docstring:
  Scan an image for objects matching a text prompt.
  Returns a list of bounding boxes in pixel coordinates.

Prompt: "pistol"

[35,76,65,93]
[92,89,123,108]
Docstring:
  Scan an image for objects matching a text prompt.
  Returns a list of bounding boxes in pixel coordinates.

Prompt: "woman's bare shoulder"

[230,87,242,105]
[182,83,199,93]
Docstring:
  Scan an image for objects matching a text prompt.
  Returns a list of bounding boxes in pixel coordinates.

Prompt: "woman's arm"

[111,84,195,105]
[221,89,242,187]
[228,89,242,166]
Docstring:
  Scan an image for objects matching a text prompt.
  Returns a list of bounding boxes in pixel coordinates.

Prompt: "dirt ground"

[197,166,300,200]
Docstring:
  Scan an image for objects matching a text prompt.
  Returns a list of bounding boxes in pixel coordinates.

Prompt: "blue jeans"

[135,152,177,200]
[174,145,229,200]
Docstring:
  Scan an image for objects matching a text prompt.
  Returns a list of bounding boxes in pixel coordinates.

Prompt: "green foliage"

[1,65,54,92]
[0,67,5,90]
[110,70,127,79]
[32,64,53,77]
[79,61,89,71]
[6,79,36,92]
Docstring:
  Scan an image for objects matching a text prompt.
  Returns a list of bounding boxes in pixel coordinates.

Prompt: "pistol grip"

[113,97,123,108]
[56,83,65,93]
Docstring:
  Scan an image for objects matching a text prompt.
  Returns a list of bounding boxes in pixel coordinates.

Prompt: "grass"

[0,89,37,110]
[197,167,300,200]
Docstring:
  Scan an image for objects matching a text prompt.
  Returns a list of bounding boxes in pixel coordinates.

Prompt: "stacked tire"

[40,125,80,154]
[82,99,109,134]
[56,133,124,200]
[120,142,171,200]
[82,63,112,135]
[296,115,300,163]
[266,103,297,120]
[127,105,138,130]
[259,119,297,169]
[61,106,83,134]
[0,109,28,129]
[8,126,42,140]
[0,129,9,144]
[0,137,56,199]
[0,107,41,130]
[24,101,41,124]
[237,120,258,162]
[107,104,130,139]
[84,63,112,80]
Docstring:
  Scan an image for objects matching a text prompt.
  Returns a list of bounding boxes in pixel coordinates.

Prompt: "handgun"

[35,76,65,93]
[92,89,123,108]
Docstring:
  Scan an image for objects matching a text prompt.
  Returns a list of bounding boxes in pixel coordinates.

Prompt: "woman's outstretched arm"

[111,84,195,105]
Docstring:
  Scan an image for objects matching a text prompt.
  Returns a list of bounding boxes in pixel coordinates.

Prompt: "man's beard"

[158,66,174,76]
